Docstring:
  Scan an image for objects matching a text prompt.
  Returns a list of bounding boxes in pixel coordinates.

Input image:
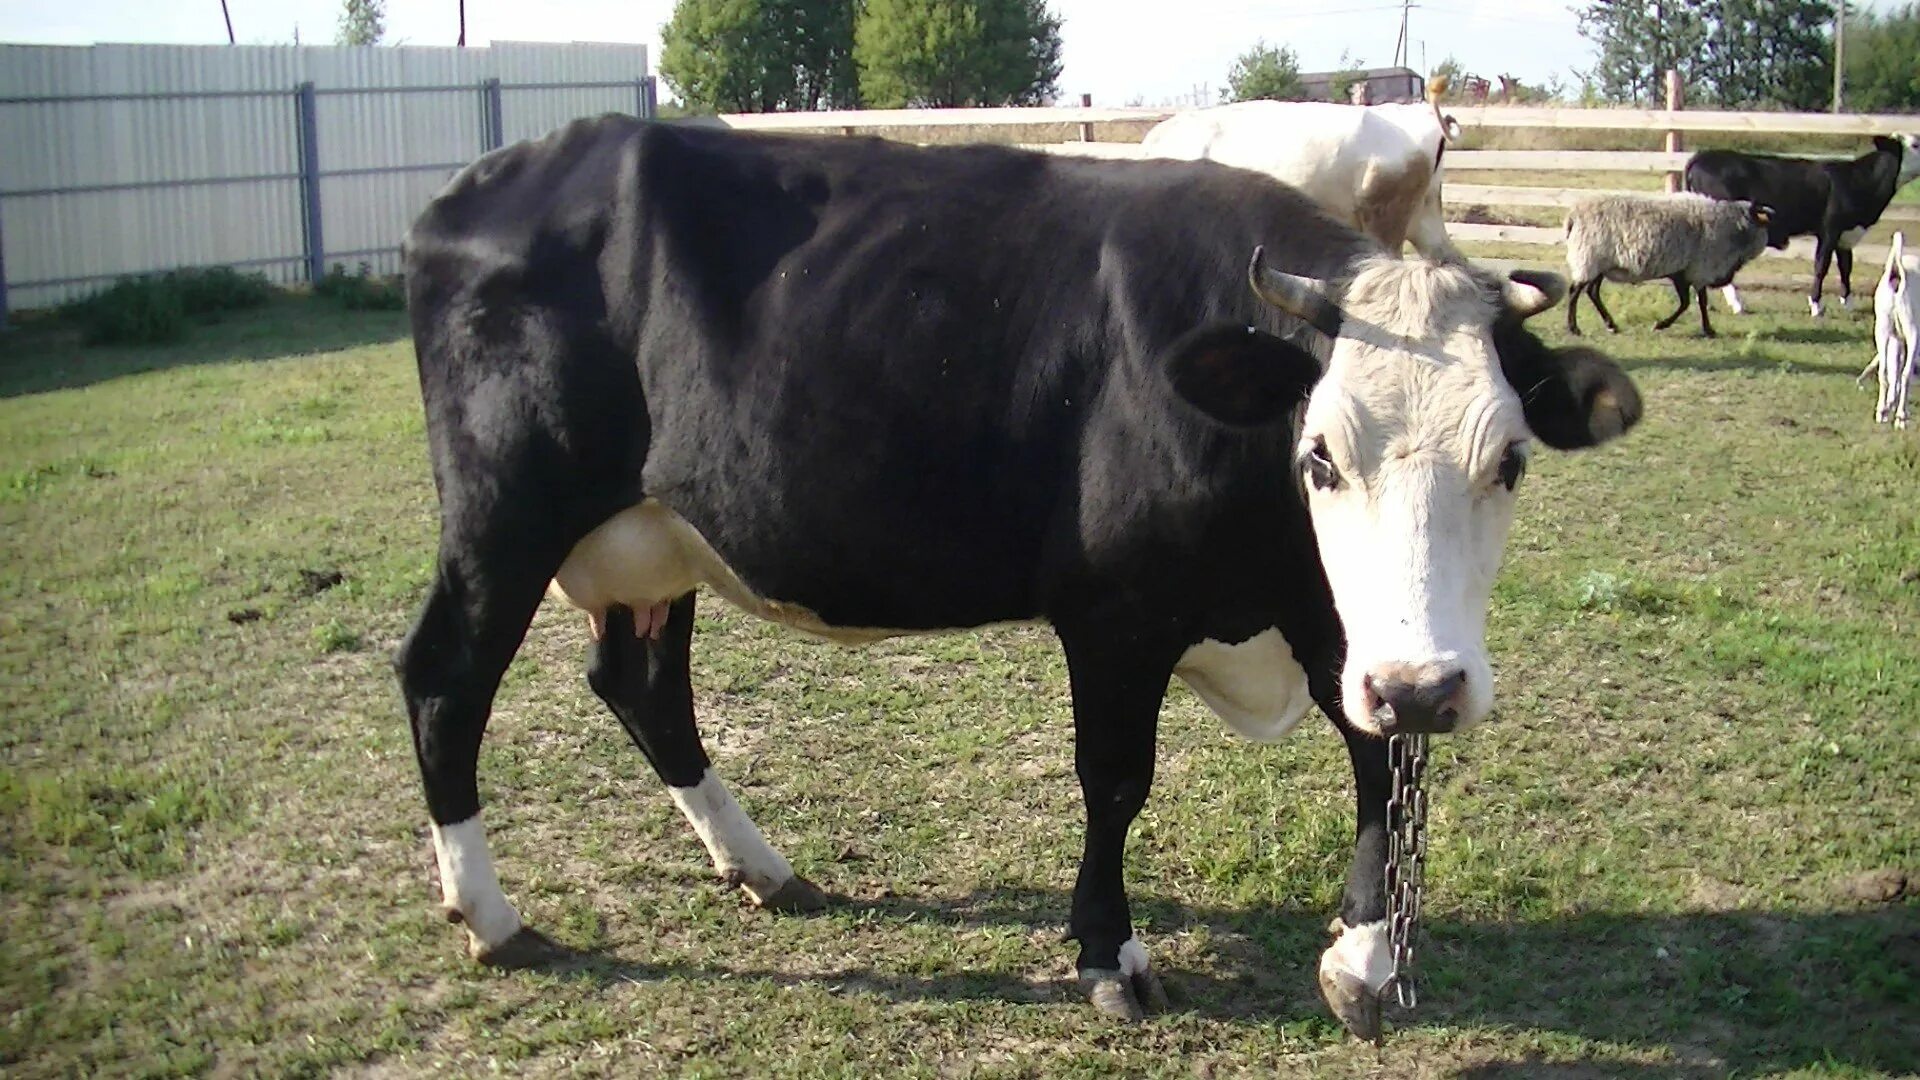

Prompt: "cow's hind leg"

[587,596,826,911]
[399,536,565,964]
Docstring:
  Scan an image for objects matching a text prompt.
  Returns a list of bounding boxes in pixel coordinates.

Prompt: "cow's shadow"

[518,881,1918,1077]
[0,298,410,398]
[1613,348,1871,376]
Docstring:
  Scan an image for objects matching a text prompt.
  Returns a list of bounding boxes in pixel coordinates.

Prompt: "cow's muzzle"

[1363,663,1466,734]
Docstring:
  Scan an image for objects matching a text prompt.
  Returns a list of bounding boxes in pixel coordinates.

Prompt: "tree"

[1430,55,1466,101]
[1578,0,1838,109]
[855,0,1063,108]
[336,0,385,46]
[1699,0,1833,110]
[1222,41,1304,103]
[660,0,860,113]
[780,0,861,110]
[1328,51,1369,104]
[1846,3,1920,112]
[1576,0,1707,104]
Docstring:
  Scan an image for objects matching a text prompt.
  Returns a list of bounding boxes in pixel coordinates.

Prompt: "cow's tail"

[1889,231,1908,295]
[1426,74,1461,142]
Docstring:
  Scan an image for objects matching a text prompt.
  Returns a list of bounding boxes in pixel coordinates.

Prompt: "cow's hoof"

[1318,966,1384,1045]
[758,873,831,912]
[1078,936,1169,1021]
[1078,968,1167,1021]
[1134,963,1172,1013]
[473,926,565,969]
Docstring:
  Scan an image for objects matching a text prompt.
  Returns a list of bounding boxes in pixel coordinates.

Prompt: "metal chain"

[1384,731,1429,1010]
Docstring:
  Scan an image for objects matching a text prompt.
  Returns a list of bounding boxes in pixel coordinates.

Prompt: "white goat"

[1868,231,1919,428]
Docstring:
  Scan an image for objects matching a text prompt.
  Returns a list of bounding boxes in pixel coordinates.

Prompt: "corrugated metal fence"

[0,41,655,317]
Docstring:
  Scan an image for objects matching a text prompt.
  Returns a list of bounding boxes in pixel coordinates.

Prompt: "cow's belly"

[1173,628,1314,742]
[550,500,912,645]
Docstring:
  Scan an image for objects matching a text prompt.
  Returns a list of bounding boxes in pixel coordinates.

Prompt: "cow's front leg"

[1320,721,1394,1043]
[1059,627,1177,1020]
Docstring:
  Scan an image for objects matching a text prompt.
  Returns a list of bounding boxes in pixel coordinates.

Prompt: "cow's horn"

[1502,268,1566,318]
[1248,247,1340,336]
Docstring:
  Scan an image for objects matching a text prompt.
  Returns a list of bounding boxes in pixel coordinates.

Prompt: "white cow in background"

[1142,78,1461,261]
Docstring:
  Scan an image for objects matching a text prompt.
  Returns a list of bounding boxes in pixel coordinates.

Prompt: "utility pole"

[1832,0,1846,112]
[1393,0,1412,68]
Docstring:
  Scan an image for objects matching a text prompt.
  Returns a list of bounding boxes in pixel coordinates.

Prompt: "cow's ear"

[1494,321,1642,449]
[1166,324,1321,427]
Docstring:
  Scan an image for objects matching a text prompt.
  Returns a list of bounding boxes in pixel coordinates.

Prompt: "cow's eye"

[1497,442,1528,492]
[1298,437,1341,491]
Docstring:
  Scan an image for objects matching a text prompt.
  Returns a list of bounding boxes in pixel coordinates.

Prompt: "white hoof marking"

[1118,936,1151,977]
[669,770,795,903]
[432,816,523,953]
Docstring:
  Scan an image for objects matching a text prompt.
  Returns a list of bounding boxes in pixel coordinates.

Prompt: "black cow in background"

[1685,134,1920,316]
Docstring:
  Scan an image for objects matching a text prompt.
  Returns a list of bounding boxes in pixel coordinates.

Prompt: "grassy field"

[1,284,1916,1079]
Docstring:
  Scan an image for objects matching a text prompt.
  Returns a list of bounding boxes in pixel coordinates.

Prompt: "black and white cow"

[396,116,1641,1038]
[1685,134,1920,317]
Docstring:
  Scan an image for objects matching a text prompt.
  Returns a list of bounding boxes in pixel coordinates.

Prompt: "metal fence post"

[642,75,658,119]
[295,81,325,284]
[482,77,504,151]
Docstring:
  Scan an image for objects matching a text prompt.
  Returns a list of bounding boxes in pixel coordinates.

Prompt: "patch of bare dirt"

[1834,868,1910,904]
[1687,876,1748,911]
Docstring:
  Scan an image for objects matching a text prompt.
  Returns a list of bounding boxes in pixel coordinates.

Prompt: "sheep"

[1563,192,1773,337]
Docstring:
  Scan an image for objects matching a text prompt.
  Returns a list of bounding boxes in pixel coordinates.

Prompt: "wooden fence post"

[1079,93,1093,142]
[1664,69,1684,193]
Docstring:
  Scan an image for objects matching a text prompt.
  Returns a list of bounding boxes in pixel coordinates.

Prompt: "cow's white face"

[1224,253,1640,737]
[1297,264,1537,734]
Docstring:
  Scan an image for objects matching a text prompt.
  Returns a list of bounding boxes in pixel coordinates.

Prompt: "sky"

[0,0,1878,107]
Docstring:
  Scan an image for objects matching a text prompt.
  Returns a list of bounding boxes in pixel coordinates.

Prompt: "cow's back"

[1685,149,1826,245]
[407,117,1364,630]
[1141,102,1380,214]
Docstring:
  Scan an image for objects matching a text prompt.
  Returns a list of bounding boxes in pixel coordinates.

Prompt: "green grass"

[0,287,1915,1078]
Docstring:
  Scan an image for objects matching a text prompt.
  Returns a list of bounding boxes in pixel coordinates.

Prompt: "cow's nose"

[1363,663,1467,734]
